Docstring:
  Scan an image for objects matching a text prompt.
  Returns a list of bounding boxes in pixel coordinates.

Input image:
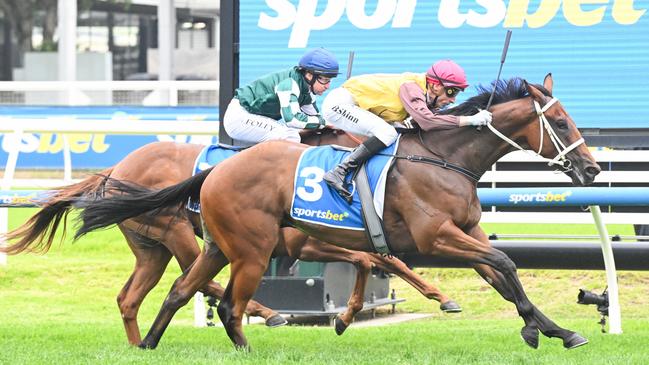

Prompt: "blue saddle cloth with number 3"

[290,139,399,230]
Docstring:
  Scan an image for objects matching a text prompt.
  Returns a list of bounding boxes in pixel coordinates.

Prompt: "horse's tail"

[75,166,214,239]
[0,168,114,255]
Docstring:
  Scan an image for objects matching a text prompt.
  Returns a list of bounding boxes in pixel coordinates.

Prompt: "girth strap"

[354,165,392,254]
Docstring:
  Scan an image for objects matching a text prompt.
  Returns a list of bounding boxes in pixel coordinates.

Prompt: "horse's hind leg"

[290,238,371,335]
[139,240,229,349]
[213,223,278,350]
[168,221,286,328]
[117,227,172,345]
[366,253,461,313]
[284,232,459,334]
[217,258,272,350]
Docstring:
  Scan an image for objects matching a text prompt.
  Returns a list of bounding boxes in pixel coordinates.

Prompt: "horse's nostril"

[586,165,601,177]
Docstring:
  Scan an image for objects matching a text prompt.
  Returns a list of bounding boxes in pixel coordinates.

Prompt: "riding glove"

[286,115,326,129]
[459,110,492,127]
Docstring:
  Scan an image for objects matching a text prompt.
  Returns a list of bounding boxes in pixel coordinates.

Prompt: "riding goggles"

[445,87,462,98]
[315,75,333,85]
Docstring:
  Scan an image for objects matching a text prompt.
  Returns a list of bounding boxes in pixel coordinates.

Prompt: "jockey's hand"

[459,110,492,127]
[286,115,326,130]
[317,116,327,129]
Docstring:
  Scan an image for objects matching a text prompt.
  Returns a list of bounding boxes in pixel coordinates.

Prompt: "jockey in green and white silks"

[223,48,339,143]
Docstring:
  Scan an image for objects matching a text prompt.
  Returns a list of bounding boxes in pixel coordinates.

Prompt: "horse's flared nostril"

[585,165,601,178]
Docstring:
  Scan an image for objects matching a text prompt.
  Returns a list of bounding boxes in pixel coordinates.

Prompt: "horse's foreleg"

[467,226,587,348]
[118,228,172,346]
[367,253,461,313]
[139,241,228,349]
[432,222,587,349]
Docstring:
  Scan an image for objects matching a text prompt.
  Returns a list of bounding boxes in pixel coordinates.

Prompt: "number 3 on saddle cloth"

[187,140,399,231]
[291,139,399,231]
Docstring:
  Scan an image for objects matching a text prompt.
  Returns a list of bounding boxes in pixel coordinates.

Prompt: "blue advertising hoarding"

[0,106,219,169]
[241,1,648,129]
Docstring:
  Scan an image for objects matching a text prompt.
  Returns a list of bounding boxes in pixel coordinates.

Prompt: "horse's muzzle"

[574,163,601,186]
[583,164,601,184]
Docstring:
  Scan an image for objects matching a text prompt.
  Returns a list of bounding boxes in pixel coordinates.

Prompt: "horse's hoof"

[520,325,539,349]
[440,300,462,313]
[563,332,589,349]
[265,314,288,328]
[137,341,157,350]
[234,344,251,352]
[335,317,349,336]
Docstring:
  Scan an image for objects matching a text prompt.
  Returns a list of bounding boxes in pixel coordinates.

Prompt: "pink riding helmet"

[425,60,469,89]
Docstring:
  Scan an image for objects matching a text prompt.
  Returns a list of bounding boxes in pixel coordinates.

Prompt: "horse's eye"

[556,120,568,130]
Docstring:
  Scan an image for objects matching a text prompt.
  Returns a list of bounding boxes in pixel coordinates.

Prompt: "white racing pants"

[223,99,301,144]
[321,87,398,146]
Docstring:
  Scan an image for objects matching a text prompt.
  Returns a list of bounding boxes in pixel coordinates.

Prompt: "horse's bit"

[486,97,585,172]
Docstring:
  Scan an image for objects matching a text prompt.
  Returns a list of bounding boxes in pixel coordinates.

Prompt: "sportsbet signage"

[258,0,645,48]
[509,190,573,205]
[241,1,649,130]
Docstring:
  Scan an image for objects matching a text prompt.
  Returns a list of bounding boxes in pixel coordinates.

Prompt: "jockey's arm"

[276,79,326,129]
[399,82,459,131]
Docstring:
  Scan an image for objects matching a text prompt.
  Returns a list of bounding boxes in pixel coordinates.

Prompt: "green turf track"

[2,209,648,364]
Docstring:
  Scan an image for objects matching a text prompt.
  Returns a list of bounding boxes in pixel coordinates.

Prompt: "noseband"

[486,97,585,172]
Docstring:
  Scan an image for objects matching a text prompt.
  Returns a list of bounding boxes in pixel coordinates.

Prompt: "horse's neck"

[416,99,532,178]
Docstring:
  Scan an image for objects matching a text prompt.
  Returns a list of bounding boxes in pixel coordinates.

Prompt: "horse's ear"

[543,73,553,94]
[525,80,545,102]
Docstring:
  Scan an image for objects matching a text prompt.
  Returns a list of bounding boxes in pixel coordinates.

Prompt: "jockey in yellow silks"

[322,59,492,201]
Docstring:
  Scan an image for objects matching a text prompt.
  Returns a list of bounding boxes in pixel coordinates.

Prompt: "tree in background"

[0,0,57,56]
[0,0,129,60]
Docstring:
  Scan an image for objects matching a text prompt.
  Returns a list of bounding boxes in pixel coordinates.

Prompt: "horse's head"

[518,74,601,185]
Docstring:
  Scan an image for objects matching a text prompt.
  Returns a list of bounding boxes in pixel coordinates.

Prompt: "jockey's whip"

[346,51,355,80]
[478,30,512,132]
[485,30,512,110]
[322,51,354,136]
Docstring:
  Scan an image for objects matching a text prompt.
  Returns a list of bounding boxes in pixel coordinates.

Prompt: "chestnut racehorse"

[71,75,601,351]
[1,129,459,345]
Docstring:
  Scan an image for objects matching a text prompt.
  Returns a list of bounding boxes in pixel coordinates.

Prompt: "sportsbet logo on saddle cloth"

[291,139,399,230]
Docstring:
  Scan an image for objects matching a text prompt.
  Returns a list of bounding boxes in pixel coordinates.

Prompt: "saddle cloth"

[187,144,241,212]
[290,139,399,230]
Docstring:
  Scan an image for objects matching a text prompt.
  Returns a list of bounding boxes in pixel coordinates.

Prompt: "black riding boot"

[323,136,387,203]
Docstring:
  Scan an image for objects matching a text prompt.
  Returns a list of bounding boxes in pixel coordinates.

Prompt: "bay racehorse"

[71,74,601,350]
[77,74,600,348]
[1,129,459,345]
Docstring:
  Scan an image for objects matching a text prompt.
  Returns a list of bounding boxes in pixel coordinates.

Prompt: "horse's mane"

[439,77,552,116]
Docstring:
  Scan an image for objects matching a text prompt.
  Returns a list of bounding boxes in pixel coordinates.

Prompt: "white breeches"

[321,87,398,146]
[223,99,301,144]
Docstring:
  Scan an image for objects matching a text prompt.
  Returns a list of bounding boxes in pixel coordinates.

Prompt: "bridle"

[486,97,585,172]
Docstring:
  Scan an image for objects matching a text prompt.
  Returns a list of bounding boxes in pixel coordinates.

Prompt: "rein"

[395,154,481,182]
[486,97,584,171]
[342,130,364,145]
[374,130,482,183]
[411,128,482,182]
[378,95,584,182]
